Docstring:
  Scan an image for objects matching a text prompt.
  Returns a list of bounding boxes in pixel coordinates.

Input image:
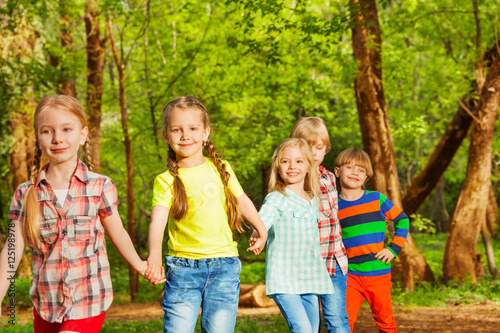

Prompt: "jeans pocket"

[164,256,180,280]
[233,257,242,277]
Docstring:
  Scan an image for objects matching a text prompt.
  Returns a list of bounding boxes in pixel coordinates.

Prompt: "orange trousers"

[346,273,397,333]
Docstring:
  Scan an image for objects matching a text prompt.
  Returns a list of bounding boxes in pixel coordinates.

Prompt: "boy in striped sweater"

[334,148,409,333]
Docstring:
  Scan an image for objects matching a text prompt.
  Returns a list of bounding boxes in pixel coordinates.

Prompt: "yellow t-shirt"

[152,158,244,259]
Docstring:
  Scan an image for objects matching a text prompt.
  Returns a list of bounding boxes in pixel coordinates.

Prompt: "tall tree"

[349,0,434,290]
[106,8,148,298]
[443,49,500,282]
[85,0,106,172]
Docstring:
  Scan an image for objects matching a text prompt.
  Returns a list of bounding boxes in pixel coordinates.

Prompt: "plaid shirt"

[259,188,334,296]
[318,166,348,275]
[9,161,115,323]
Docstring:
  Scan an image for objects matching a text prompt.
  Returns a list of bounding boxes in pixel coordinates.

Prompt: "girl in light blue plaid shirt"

[254,138,334,333]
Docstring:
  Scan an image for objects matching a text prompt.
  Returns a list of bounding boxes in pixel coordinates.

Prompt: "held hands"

[247,229,267,255]
[144,257,166,285]
[375,248,395,264]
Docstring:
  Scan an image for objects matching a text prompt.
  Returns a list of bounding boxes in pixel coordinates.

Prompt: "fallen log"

[239,284,275,308]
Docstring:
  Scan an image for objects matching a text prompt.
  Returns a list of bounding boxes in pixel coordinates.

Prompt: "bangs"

[335,148,373,178]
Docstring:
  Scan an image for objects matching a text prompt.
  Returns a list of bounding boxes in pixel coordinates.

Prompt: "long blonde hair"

[24,95,92,246]
[268,138,320,200]
[161,96,243,232]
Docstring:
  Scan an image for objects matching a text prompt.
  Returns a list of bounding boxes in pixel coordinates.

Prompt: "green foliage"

[240,261,266,285]
[0,321,34,332]
[410,214,436,235]
[392,277,500,307]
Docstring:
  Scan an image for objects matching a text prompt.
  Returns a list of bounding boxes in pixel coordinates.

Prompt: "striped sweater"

[338,190,409,277]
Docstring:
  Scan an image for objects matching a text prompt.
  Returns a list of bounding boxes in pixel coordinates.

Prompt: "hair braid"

[83,138,94,171]
[205,140,243,232]
[23,141,43,246]
[167,145,189,221]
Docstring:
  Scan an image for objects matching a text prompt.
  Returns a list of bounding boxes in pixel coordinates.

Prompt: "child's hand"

[145,257,166,285]
[375,248,395,264]
[137,260,148,277]
[247,229,267,255]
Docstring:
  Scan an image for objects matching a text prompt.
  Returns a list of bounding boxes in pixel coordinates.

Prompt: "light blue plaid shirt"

[259,188,334,296]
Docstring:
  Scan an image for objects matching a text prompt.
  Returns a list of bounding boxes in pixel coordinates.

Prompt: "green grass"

[99,315,289,333]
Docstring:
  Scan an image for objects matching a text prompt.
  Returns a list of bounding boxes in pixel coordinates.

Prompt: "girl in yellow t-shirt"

[145,96,267,333]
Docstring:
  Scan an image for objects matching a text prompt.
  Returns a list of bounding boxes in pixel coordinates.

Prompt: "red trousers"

[346,273,397,333]
[34,308,106,333]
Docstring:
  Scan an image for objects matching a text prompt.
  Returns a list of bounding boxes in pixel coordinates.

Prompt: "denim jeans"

[161,255,241,333]
[271,293,320,333]
[319,267,350,333]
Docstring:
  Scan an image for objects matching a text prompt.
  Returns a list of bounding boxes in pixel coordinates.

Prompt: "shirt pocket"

[40,219,59,244]
[72,216,94,241]
[290,208,314,229]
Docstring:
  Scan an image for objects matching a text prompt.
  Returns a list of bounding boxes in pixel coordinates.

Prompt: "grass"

[2,232,499,330]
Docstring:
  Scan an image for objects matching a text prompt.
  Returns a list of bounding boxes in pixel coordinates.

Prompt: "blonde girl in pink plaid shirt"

[0,95,153,333]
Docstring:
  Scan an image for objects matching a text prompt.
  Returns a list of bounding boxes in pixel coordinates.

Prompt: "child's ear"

[334,166,340,177]
[203,126,210,142]
[162,130,169,144]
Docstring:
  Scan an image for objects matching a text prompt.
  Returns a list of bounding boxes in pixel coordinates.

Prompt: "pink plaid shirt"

[318,166,348,275]
[9,161,115,323]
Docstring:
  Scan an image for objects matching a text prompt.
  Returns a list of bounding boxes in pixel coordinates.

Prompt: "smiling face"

[36,108,88,167]
[335,162,368,190]
[278,144,309,188]
[164,107,210,168]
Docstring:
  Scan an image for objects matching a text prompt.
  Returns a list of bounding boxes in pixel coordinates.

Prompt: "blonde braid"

[167,145,189,221]
[23,142,43,246]
[83,137,94,171]
[205,140,244,232]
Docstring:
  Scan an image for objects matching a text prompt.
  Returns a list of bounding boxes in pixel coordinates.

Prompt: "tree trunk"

[443,52,500,282]
[349,0,433,290]
[486,185,498,238]
[402,103,474,215]
[481,218,499,279]
[85,0,106,172]
[239,284,275,308]
[7,99,36,278]
[106,18,139,300]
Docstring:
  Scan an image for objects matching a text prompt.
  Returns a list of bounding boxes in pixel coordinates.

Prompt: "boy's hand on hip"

[375,248,395,264]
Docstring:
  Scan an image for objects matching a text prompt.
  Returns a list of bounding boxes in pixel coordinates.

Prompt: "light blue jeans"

[271,293,320,333]
[319,266,350,333]
[161,255,241,333]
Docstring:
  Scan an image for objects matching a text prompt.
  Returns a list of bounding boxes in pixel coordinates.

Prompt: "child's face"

[164,108,210,166]
[334,162,367,190]
[278,145,309,187]
[310,140,327,168]
[37,108,88,167]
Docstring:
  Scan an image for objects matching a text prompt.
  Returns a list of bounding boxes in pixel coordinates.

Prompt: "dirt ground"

[7,301,500,332]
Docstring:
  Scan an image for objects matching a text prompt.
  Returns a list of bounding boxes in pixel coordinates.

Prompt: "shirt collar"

[318,165,328,177]
[35,160,90,186]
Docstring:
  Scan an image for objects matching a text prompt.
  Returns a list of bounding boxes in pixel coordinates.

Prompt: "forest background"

[0,0,500,329]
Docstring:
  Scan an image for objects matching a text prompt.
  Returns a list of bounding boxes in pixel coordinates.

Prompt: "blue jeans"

[161,255,241,333]
[319,268,350,333]
[272,293,320,333]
